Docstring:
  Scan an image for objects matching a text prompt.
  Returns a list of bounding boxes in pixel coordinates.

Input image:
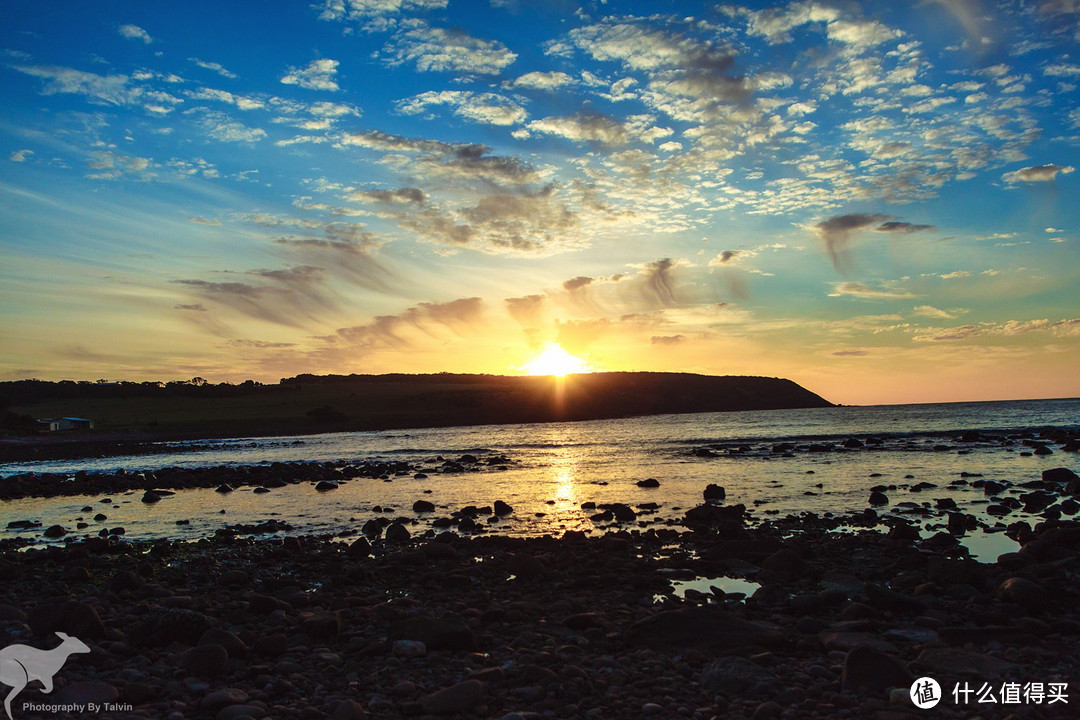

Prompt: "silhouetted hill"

[1,372,831,447]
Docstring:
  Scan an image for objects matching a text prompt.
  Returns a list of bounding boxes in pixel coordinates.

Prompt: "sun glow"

[520,342,594,376]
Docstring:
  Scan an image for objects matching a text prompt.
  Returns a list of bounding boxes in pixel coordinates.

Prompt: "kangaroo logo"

[0,632,89,720]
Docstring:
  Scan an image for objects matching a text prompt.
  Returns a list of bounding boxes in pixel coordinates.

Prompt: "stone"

[315,480,338,491]
[637,478,660,488]
[130,607,211,647]
[199,628,248,657]
[413,499,436,513]
[216,705,268,720]
[389,616,477,652]
[348,537,372,558]
[201,688,250,712]
[819,631,897,654]
[916,648,1019,679]
[759,549,806,583]
[1043,467,1080,484]
[998,577,1050,610]
[420,680,482,715]
[626,606,784,655]
[301,611,342,637]
[109,569,144,593]
[841,645,912,694]
[703,484,726,501]
[329,699,368,720]
[182,644,229,677]
[385,522,411,542]
[141,491,162,503]
[868,491,889,506]
[493,500,513,515]
[51,681,119,705]
[28,600,107,639]
[215,484,233,493]
[701,657,777,696]
[864,583,924,613]
[392,639,427,657]
[43,524,67,538]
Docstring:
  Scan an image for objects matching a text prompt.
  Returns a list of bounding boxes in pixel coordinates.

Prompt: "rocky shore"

[2,493,1078,720]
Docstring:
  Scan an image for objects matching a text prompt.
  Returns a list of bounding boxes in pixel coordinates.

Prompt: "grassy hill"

[2,372,832,441]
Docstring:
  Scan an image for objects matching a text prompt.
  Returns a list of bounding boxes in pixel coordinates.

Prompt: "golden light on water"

[520,342,595,377]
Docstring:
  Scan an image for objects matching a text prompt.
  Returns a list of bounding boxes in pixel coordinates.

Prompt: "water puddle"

[657,575,762,603]
[959,529,1019,563]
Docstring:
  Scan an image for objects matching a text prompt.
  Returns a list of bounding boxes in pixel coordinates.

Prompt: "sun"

[520,342,594,377]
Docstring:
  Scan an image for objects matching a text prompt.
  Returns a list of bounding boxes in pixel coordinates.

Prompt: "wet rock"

[841,645,912,694]
[215,483,233,493]
[216,704,268,720]
[637,478,660,488]
[131,607,211,647]
[864,583,924,613]
[819,631,897,654]
[348,537,372,558]
[201,688,250,712]
[868,491,888,506]
[759,549,806,583]
[626,606,784,655]
[43,524,67,538]
[1043,467,1079,484]
[385,522,411,543]
[412,500,436,513]
[52,680,118,705]
[315,480,338,491]
[389,616,477,652]
[301,611,342,637]
[108,569,144,593]
[28,600,107,639]
[182,643,229,677]
[199,628,248,657]
[141,491,162,503]
[916,648,1019,679]
[703,484,726,501]
[701,657,777,696]
[330,699,368,720]
[420,679,483,715]
[998,577,1050,611]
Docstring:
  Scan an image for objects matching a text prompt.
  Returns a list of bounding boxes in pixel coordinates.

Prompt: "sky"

[1,0,1078,406]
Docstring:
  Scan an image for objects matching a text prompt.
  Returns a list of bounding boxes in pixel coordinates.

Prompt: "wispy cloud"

[1002,164,1075,183]
[118,24,153,44]
[828,281,915,299]
[382,22,517,74]
[281,59,340,91]
[190,57,237,79]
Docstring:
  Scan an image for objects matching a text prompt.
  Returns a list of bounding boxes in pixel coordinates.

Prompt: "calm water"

[2,398,1078,551]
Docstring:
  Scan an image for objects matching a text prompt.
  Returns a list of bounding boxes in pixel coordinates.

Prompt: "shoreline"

[2,513,1077,719]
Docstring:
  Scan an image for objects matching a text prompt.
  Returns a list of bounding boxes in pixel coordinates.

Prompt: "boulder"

[625,606,784,655]
[412,500,436,513]
[385,522,411,543]
[841,645,912,694]
[703,484,726,501]
[420,680,482,715]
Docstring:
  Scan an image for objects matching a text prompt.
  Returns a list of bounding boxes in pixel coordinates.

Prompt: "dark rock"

[625,606,784,655]
[301,611,342,637]
[916,648,1019,679]
[413,500,436,513]
[348,537,372,558]
[998,577,1050,611]
[390,616,477,652]
[216,704,268,720]
[315,480,338,491]
[330,699,368,720]
[52,681,118,705]
[200,688,249,712]
[130,607,211,647]
[199,628,248,657]
[703,484,726,501]
[701,657,777,696]
[759,549,806,583]
[361,518,384,538]
[43,524,67,538]
[1043,467,1080,484]
[385,522,411,542]
[684,503,746,531]
[182,643,229,677]
[108,569,144,593]
[28,600,107,639]
[637,478,660,488]
[141,491,162,503]
[420,679,482,715]
[864,583,924,613]
[841,645,912,694]
[251,634,288,658]
[215,484,233,493]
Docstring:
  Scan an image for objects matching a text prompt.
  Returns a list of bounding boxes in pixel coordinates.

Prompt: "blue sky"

[1,0,1078,404]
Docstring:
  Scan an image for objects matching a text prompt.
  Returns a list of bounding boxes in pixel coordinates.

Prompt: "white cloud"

[1043,63,1080,77]
[1001,164,1076,183]
[528,113,630,145]
[383,23,516,74]
[318,0,447,22]
[827,19,901,48]
[190,109,267,143]
[281,59,340,92]
[190,58,237,79]
[828,281,916,299]
[118,24,152,44]
[9,149,33,162]
[511,71,574,90]
[397,90,526,126]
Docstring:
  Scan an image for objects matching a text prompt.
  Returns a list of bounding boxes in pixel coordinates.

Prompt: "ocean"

[2,398,1078,559]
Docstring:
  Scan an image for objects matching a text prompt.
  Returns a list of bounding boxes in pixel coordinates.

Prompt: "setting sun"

[520,342,595,377]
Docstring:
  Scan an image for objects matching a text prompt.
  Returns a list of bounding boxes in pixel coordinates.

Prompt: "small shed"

[39,417,95,432]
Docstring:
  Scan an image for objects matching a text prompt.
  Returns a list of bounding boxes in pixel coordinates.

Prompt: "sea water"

[2,398,1077,546]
